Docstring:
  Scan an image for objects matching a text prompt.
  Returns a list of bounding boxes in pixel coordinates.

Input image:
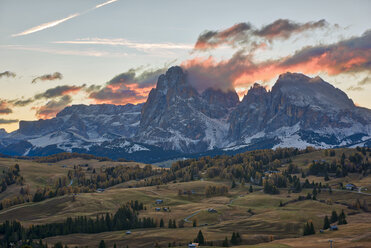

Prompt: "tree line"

[0,201,155,246]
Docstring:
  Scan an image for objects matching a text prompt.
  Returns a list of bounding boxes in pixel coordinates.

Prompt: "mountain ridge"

[1,66,370,162]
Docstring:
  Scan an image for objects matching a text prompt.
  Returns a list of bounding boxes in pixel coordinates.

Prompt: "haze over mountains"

[0,66,370,162]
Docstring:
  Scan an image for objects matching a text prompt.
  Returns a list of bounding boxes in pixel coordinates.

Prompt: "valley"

[0,148,370,247]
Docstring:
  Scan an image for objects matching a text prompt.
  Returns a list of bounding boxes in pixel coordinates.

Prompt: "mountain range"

[1,66,370,162]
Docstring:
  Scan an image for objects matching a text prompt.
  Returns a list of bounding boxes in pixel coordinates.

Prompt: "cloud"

[356,75,371,86]
[6,84,85,108]
[0,101,13,115]
[108,67,167,88]
[34,85,84,99]
[346,75,371,91]
[279,30,371,74]
[0,71,16,79]
[34,95,72,119]
[194,19,330,51]
[3,45,130,58]
[11,0,119,37]
[12,13,80,37]
[95,0,119,9]
[0,119,18,124]
[347,86,364,91]
[184,29,371,91]
[195,23,252,51]
[84,84,102,93]
[88,67,167,104]
[9,98,34,107]
[254,19,328,40]
[53,38,193,52]
[89,86,146,105]
[31,72,63,84]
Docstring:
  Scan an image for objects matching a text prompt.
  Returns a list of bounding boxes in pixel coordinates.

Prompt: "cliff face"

[138,66,238,152]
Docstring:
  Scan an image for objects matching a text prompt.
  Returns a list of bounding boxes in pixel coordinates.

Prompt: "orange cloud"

[183,29,371,92]
[34,95,72,119]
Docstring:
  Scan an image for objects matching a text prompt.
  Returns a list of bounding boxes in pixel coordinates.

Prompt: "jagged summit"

[242,83,267,100]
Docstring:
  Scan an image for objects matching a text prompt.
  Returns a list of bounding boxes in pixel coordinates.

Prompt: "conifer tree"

[303,221,315,235]
[231,180,236,189]
[230,232,237,245]
[330,210,338,223]
[222,237,229,247]
[195,230,205,245]
[236,232,242,244]
[249,185,253,193]
[323,215,330,229]
[193,219,197,227]
[99,240,106,248]
[310,221,315,234]
[338,210,347,225]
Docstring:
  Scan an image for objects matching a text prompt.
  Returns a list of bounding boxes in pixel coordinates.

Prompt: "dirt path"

[183,210,202,223]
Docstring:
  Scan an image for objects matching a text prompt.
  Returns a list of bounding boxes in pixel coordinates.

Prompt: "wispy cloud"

[0,101,13,115]
[194,19,331,52]
[12,13,79,37]
[34,95,72,119]
[88,66,167,105]
[32,72,63,84]
[95,0,119,9]
[0,119,18,124]
[53,38,193,51]
[0,71,16,79]
[11,0,120,37]
[3,45,129,58]
[34,85,84,99]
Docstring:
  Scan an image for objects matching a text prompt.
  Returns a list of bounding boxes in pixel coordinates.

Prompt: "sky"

[0,0,370,132]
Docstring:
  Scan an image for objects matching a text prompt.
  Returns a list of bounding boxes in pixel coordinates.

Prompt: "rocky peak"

[241,83,269,104]
[156,66,190,95]
[273,72,354,110]
[277,72,310,82]
[202,88,239,108]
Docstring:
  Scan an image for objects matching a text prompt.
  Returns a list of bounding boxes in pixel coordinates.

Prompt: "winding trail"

[184,210,202,223]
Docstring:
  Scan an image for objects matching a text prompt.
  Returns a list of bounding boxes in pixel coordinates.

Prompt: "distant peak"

[165,66,184,80]
[252,82,263,89]
[277,72,310,82]
[247,82,267,95]
[309,75,325,83]
[156,66,186,91]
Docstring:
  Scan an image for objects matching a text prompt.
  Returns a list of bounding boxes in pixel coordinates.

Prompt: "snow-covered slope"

[0,103,143,156]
